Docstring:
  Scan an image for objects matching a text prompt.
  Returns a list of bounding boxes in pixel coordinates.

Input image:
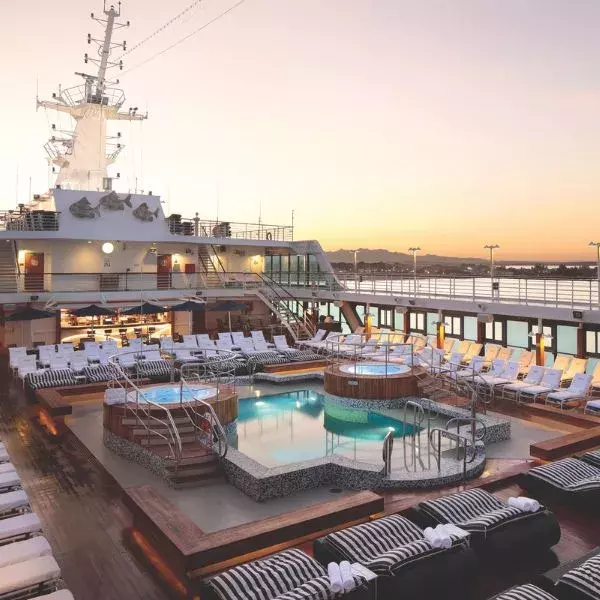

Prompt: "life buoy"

[266,232,272,241]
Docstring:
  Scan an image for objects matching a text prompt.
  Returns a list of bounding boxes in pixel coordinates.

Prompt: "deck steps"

[121,417,191,426]
[132,426,196,437]
[138,433,198,446]
[165,461,224,489]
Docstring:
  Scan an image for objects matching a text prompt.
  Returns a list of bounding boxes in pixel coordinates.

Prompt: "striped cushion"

[326,515,424,564]
[273,574,363,599]
[137,360,171,378]
[494,584,557,600]
[529,458,600,490]
[82,365,117,383]
[560,552,600,598]
[26,369,77,390]
[286,350,322,362]
[246,353,288,366]
[208,549,326,600]
[419,488,524,532]
[580,450,600,469]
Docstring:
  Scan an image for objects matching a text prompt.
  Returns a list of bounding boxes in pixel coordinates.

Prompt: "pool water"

[231,391,440,467]
[136,385,217,404]
[339,363,410,376]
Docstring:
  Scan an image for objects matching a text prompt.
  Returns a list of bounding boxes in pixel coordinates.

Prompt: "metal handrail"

[107,355,183,462]
[429,427,477,480]
[382,430,394,476]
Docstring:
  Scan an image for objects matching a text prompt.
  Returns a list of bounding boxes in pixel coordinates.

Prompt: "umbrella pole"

[228,311,232,332]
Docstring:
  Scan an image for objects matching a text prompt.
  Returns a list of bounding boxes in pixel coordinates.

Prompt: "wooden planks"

[264,360,327,373]
[530,428,600,460]
[35,389,72,417]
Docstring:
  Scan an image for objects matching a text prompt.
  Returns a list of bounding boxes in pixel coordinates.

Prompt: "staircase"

[198,244,225,286]
[120,414,224,488]
[0,242,17,293]
[256,274,315,341]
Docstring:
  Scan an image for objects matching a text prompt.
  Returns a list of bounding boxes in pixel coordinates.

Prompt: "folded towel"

[340,561,355,592]
[328,562,343,593]
[424,525,452,549]
[507,496,540,513]
[441,524,470,539]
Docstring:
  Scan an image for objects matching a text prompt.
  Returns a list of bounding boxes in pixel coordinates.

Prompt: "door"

[157,254,172,289]
[24,252,44,291]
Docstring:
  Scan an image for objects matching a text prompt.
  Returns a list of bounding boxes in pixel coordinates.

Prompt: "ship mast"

[37,1,147,192]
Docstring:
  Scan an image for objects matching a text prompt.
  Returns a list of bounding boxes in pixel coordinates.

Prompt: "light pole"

[484,244,500,299]
[589,241,600,306]
[408,247,420,298]
[353,249,359,290]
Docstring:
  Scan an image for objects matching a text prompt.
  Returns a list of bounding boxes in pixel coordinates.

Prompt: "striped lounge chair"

[200,548,371,600]
[524,458,600,504]
[245,352,289,374]
[579,450,600,469]
[136,360,172,381]
[554,551,600,600]
[417,488,560,552]
[314,514,474,599]
[25,369,77,390]
[82,364,118,383]
[488,584,558,600]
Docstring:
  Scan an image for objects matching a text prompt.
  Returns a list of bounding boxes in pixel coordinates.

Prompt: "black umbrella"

[209,301,248,332]
[120,302,166,316]
[5,307,56,346]
[170,300,206,336]
[170,300,207,312]
[6,307,56,321]
[71,304,116,317]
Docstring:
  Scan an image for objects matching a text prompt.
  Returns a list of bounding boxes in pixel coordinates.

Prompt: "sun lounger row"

[202,488,560,600]
[0,443,74,599]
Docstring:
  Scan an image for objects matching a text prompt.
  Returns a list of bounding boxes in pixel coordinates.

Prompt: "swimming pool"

[231,391,438,467]
[339,363,410,376]
[130,385,217,405]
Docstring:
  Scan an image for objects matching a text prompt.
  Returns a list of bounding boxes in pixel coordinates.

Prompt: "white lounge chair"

[0,536,51,569]
[183,335,198,347]
[478,361,520,388]
[250,330,275,348]
[502,365,546,401]
[0,462,16,475]
[0,444,8,463]
[297,329,327,349]
[444,340,471,361]
[49,357,69,371]
[0,490,29,519]
[0,471,21,493]
[231,331,246,347]
[159,336,175,352]
[546,373,593,409]
[8,348,27,373]
[454,356,486,380]
[561,357,587,385]
[217,332,234,345]
[196,334,212,346]
[68,354,88,373]
[517,368,563,403]
[273,335,297,355]
[0,513,41,544]
[0,555,61,598]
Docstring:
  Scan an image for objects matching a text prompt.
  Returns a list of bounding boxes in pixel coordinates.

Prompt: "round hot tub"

[324,362,423,400]
[339,363,410,376]
[127,384,217,407]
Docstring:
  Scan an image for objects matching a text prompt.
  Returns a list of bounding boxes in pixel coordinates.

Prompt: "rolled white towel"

[507,496,540,513]
[339,561,355,592]
[328,562,343,593]
[441,523,469,540]
[424,526,451,549]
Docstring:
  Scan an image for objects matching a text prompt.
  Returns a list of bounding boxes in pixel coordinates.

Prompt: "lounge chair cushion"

[246,352,288,366]
[528,458,600,491]
[419,488,527,532]
[0,555,60,596]
[136,360,171,378]
[0,513,42,541]
[208,549,328,600]
[0,536,52,568]
[0,490,29,515]
[492,584,558,600]
[0,470,21,491]
[0,462,16,474]
[273,574,363,599]
[580,450,600,469]
[558,552,600,600]
[82,364,117,383]
[26,369,77,390]
[324,514,464,575]
[546,390,586,406]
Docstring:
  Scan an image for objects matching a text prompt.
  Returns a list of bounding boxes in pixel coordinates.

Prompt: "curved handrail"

[429,427,477,481]
[107,356,183,462]
[445,416,487,444]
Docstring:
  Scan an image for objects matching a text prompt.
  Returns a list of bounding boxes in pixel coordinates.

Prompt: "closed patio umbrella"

[120,302,166,316]
[209,301,248,332]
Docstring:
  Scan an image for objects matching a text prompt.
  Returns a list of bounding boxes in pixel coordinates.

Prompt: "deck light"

[102,242,114,254]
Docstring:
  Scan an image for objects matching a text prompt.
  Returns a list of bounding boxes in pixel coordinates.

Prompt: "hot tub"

[127,384,217,406]
[339,363,410,376]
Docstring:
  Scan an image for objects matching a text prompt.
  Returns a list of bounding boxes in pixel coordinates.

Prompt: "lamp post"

[353,249,359,290]
[589,241,600,306]
[408,247,421,298]
[484,244,500,299]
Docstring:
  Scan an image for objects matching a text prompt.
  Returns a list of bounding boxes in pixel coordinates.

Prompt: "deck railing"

[0,210,60,231]
[167,216,293,242]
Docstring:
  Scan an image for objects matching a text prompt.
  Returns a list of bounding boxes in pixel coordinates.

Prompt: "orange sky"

[3,0,600,261]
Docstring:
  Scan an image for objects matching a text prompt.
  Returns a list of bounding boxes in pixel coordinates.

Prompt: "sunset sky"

[3,0,600,260]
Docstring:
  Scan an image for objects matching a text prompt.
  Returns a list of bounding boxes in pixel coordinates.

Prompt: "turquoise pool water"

[136,385,217,404]
[339,363,409,376]
[231,391,421,467]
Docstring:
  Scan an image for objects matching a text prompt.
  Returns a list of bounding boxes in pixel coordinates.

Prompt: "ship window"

[586,330,600,356]
[485,320,504,343]
[409,311,425,332]
[444,316,462,337]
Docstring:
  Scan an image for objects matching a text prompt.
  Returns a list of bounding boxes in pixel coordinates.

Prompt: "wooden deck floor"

[1,366,600,599]
[0,375,172,600]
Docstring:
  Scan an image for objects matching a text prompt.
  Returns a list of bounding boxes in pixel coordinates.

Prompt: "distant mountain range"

[326,248,487,265]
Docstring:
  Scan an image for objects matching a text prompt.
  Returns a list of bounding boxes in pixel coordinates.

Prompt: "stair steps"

[0,242,17,293]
